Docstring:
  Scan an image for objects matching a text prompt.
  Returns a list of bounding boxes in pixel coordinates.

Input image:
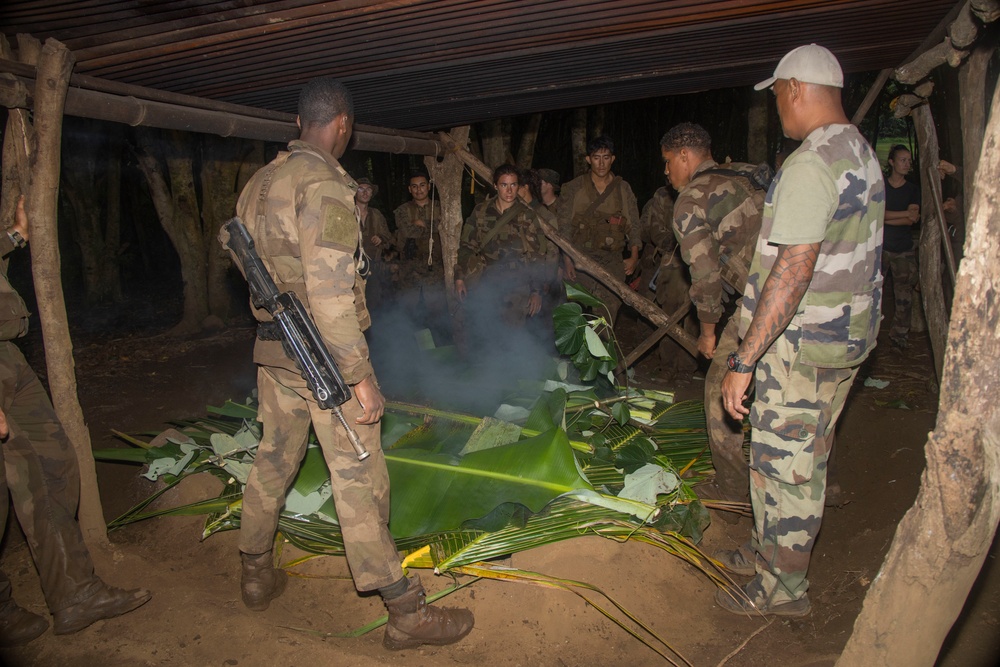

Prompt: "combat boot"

[383,575,474,650]
[240,550,287,611]
[0,599,48,647]
[52,584,151,635]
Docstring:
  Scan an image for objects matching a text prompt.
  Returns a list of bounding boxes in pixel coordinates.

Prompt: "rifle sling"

[579,176,622,220]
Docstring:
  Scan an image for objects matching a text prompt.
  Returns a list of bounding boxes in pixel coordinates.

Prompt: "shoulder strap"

[580,176,622,219]
[477,202,524,249]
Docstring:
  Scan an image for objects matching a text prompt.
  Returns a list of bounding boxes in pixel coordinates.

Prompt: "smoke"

[366,269,560,415]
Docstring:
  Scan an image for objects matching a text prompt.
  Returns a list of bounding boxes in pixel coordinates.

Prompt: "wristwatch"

[7,230,26,249]
[727,351,754,374]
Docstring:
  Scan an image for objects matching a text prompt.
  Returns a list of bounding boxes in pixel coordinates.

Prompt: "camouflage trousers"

[0,342,102,612]
[704,318,750,503]
[240,365,404,592]
[746,325,857,604]
[883,250,917,343]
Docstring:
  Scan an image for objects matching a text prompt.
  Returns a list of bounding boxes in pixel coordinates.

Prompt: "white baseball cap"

[755,44,844,91]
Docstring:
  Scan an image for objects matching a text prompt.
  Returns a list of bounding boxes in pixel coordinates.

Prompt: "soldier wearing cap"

[354,177,394,308]
[716,44,884,616]
[537,168,561,215]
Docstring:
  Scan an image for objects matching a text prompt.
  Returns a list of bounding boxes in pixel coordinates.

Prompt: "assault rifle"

[221,217,369,461]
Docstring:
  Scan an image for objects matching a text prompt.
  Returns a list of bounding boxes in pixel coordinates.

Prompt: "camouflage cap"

[356,177,378,196]
[537,168,561,192]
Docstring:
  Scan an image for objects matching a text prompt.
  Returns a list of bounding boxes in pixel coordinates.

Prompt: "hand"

[937,159,957,180]
[697,332,717,359]
[413,219,426,229]
[563,257,577,282]
[623,256,639,276]
[906,204,920,223]
[371,235,383,246]
[12,195,28,241]
[720,370,753,421]
[526,292,542,317]
[455,279,467,301]
[0,406,8,440]
[353,376,385,425]
[942,197,957,213]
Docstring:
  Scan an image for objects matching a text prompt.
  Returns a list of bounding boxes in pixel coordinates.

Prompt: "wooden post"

[959,44,994,222]
[26,38,109,546]
[851,68,893,127]
[836,71,1000,667]
[912,103,949,381]
[426,127,471,309]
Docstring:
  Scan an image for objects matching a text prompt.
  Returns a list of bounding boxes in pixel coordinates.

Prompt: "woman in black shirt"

[883,145,921,350]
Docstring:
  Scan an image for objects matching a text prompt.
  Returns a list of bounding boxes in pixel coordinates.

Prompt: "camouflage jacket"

[640,186,676,258]
[457,198,557,290]
[234,139,373,384]
[358,206,393,260]
[393,199,444,274]
[0,234,28,341]
[673,159,762,324]
[556,174,640,265]
[739,124,885,368]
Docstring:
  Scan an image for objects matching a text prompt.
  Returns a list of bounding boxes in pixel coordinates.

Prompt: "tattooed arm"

[720,241,820,419]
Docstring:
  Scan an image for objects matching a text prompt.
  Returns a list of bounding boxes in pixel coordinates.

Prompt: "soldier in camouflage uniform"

[229,78,472,649]
[556,137,641,323]
[660,123,765,505]
[354,177,395,309]
[0,196,151,647]
[454,164,558,332]
[393,172,450,343]
[717,45,884,616]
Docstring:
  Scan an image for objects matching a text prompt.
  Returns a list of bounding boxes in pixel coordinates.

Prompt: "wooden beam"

[851,68,892,127]
[0,59,443,155]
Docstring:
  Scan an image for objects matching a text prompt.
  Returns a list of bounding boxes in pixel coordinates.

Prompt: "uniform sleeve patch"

[321,204,358,250]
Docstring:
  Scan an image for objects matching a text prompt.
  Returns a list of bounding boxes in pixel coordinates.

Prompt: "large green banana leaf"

[386,427,592,537]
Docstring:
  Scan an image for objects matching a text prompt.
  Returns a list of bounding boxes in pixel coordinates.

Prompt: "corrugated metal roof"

[1,0,958,131]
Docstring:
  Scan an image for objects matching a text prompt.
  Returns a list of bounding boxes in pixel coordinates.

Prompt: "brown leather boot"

[240,551,287,611]
[0,599,49,647]
[52,584,151,635]
[383,575,474,650]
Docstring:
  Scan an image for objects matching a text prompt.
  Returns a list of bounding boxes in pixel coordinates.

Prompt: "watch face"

[727,352,738,370]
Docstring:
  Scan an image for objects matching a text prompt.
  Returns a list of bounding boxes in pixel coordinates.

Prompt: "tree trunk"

[515,113,542,169]
[480,119,508,169]
[62,118,122,303]
[589,105,606,141]
[912,103,949,381]
[25,39,109,546]
[836,74,1000,667]
[427,126,471,310]
[958,44,994,231]
[135,127,208,334]
[571,108,588,177]
[200,134,251,324]
[103,130,123,302]
[747,91,768,164]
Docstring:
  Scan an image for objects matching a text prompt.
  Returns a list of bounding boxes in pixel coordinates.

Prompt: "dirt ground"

[0,302,998,667]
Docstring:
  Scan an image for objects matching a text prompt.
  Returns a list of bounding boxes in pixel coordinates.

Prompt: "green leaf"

[564,281,605,308]
[618,464,679,505]
[615,439,656,474]
[611,401,630,426]
[386,427,593,538]
[553,302,586,354]
[653,500,711,544]
[584,327,612,359]
[207,400,259,419]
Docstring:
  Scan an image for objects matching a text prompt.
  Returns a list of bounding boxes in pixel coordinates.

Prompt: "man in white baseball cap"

[715,44,885,617]
[754,43,844,91]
